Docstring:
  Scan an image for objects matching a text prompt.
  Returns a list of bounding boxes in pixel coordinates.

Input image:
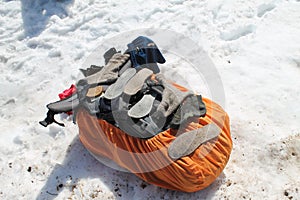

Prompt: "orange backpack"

[78,95,232,192]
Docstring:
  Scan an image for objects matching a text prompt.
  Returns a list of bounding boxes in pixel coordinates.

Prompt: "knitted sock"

[85,53,130,85]
[155,74,193,117]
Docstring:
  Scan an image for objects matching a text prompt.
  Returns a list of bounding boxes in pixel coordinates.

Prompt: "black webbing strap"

[39,110,65,127]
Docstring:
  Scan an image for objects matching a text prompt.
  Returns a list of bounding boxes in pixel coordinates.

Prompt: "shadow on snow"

[21,0,74,37]
[36,134,224,199]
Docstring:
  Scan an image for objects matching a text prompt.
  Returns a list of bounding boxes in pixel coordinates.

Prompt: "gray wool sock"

[156,74,193,117]
[85,53,130,85]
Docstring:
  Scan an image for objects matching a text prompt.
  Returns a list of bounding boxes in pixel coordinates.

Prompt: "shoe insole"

[124,68,153,96]
[86,85,103,98]
[168,123,220,160]
[128,94,155,118]
[104,68,137,99]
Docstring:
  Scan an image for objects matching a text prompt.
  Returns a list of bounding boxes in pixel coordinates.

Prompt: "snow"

[0,0,300,199]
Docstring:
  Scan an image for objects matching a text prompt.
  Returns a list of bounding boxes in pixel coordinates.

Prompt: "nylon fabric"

[78,95,232,192]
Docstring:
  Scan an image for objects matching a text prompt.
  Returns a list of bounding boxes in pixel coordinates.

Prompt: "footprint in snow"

[220,24,256,41]
[257,3,276,18]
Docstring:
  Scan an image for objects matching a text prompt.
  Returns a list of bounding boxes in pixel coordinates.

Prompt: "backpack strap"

[39,110,65,127]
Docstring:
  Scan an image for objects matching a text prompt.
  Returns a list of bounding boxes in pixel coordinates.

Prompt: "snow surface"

[1,0,300,199]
